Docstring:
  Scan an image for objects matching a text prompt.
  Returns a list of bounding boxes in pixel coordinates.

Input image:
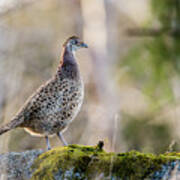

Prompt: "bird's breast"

[51,77,84,122]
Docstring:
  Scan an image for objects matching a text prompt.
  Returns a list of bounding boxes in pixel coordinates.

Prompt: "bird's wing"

[13,76,58,123]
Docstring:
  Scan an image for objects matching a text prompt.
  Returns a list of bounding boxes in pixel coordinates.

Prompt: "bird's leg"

[45,136,51,150]
[57,132,68,146]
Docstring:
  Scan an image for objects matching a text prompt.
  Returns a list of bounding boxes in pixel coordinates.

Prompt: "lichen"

[31,143,180,180]
[0,149,43,180]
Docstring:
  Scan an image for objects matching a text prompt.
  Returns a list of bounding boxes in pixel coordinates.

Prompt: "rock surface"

[0,149,43,180]
[1,143,180,180]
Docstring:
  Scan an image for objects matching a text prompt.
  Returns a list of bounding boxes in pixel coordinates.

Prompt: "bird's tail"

[0,116,23,135]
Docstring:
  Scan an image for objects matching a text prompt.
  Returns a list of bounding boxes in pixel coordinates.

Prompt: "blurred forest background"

[0,0,179,154]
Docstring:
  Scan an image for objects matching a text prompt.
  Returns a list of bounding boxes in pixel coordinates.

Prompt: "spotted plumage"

[0,36,88,150]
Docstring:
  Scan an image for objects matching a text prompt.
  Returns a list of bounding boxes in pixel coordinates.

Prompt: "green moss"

[31,143,180,180]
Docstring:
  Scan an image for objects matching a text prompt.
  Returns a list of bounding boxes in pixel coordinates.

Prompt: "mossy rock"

[31,142,180,180]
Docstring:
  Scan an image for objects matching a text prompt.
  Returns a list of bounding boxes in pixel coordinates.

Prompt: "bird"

[0,36,88,150]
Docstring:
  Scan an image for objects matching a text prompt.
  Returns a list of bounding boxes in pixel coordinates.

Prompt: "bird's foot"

[45,136,51,150]
[57,132,68,146]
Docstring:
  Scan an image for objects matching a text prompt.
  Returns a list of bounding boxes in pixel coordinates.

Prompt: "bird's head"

[63,36,88,52]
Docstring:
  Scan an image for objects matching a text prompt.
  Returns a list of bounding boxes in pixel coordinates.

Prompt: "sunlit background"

[0,0,179,154]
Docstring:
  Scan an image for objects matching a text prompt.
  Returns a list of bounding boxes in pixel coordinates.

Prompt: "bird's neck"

[57,47,79,79]
[60,46,76,66]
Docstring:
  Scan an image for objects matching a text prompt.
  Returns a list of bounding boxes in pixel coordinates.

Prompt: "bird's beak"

[80,42,88,48]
